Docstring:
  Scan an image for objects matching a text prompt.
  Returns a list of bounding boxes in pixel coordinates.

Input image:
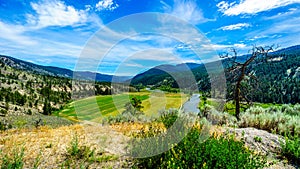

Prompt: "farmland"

[56,91,188,122]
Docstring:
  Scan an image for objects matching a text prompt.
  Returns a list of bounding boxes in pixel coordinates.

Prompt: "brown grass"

[0,123,130,168]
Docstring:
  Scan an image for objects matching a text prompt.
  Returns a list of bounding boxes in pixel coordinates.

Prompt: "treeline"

[131,51,300,105]
[224,53,300,104]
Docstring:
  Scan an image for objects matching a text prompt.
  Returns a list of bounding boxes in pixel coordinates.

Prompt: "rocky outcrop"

[225,127,298,169]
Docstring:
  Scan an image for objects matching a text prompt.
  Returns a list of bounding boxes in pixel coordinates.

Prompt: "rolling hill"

[130,45,300,104]
[0,55,131,82]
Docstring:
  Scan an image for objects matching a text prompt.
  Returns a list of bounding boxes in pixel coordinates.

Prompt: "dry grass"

[111,122,166,136]
[0,123,131,168]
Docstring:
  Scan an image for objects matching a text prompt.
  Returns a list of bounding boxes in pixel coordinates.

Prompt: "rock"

[227,127,284,156]
[224,127,298,169]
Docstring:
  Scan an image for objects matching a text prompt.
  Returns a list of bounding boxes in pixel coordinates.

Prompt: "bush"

[130,110,266,168]
[103,113,153,124]
[0,120,12,131]
[132,127,266,169]
[0,115,73,129]
[158,108,179,128]
[63,135,117,168]
[239,106,300,137]
[201,105,237,126]
[0,147,25,169]
[281,104,297,116]
[246,106,265,115]
[293,104,300,113]
[281,135,300,165]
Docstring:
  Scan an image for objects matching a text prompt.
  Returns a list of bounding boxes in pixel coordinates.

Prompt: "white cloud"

[0,21,36,46]
[233,43,247,48]
[202,43,247,51]
[218,23,251,31]
[29,0,88,28]
[123,62,145,68]
[216,1,236,13]
[162,0,214,24]
[263,7,299,20]
[217,0,300,16]
[95,0,119,11]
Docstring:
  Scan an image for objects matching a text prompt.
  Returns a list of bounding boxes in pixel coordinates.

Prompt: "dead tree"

[220,45,274,120]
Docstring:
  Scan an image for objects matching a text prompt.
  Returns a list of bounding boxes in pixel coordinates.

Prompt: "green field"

[56,91,188,122]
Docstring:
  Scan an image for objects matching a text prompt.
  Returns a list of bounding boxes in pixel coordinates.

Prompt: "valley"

[0,45,299,169]
[56,91,188,122]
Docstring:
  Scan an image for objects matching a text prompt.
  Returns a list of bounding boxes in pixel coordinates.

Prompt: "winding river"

[181,94,200,114]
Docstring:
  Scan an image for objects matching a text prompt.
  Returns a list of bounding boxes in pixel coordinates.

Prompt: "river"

[181,94,200,114]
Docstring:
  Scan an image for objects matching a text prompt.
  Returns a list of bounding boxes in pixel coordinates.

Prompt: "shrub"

[201,105,237,126]
[281,104,297,116]
[131,111,265,168]
[103,113,153,124]
[132,127,266,169]
[239,107,300,137]
[0,147,25,169]
[0,120,12,131]
[63,134,118,168]
[266,106,281,114]
[281,135,300,165]
[246,106,265,115]
[293,104,300,113]
[158,108,179,128]
[254,136,262,142]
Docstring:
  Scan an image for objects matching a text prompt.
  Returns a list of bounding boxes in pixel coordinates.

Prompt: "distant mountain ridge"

[130,44,300,86]
[130,63,203,84]
[1,45,300,84]
[0,55,131,82]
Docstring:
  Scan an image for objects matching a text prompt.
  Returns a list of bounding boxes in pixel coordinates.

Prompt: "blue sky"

[1,0,300,76]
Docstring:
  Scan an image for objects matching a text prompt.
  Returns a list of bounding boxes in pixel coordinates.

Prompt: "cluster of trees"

[0,63,72,115]
[0,88,27,106]
[249,53,300,104]
[220,45,300,118]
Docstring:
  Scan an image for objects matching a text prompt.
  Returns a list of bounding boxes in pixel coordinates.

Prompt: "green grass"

[281,135,300,165]
[57,92,187,122]
[199,97,220,113]
[253,102,282,109]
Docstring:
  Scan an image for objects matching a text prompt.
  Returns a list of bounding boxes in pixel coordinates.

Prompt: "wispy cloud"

[28,0,88,28]
[0,21,36,46]
[162,0,214,24]
[217,0,300,16]
[218,23,251,31]
[263,7,299,20]
[202,43,247,51]
[95,0,119,11]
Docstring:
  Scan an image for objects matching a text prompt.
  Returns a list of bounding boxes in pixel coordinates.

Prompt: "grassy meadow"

[56,91,188,122]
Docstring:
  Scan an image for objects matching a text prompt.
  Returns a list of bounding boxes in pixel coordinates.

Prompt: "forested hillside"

[131,45,300,104]
[0,55,131,82]
[0,56,132,117]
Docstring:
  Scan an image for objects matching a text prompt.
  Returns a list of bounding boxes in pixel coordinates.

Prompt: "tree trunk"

[235,82,241,120]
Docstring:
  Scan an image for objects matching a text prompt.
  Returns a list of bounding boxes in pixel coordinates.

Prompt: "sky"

[1,0,300,76]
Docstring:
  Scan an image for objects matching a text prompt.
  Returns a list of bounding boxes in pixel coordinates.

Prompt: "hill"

[130,45,300,104]
[0,55,131,82]
[130,63,203,86]
[0,56,134,119]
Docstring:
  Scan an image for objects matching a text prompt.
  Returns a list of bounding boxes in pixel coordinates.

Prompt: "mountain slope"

[130,63,203,85]
[131,45,300,104]
[0,55,131,82]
